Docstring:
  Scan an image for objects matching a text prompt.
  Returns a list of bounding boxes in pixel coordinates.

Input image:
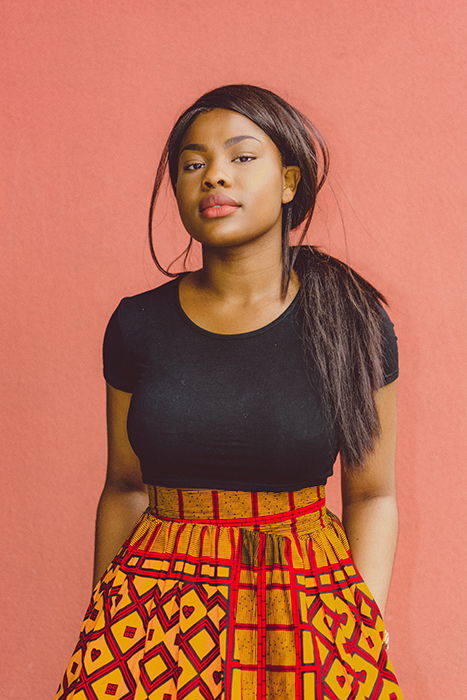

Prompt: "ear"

[282,166,301,203]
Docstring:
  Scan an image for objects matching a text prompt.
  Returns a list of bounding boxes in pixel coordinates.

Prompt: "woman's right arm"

[92,382,148,590]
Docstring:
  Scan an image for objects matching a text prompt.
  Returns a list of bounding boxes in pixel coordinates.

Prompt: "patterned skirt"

[54,484,403,699]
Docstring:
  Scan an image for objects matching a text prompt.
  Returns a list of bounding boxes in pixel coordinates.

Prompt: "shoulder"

[374,301,399,349]
[102,277,180,392]
[117,276,178,313]
[375,301,397,335]
[109,276,179,329]
[373,300,399,385]
[104,276,179,349]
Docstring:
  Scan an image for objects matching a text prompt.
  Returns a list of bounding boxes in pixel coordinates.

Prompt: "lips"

[199,194,240,211]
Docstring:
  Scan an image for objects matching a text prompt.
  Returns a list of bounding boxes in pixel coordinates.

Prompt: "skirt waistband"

[146,484,328,534]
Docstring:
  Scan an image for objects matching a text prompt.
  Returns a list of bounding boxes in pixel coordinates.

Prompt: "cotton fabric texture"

[100,274,399,491]
[54,485,403,699]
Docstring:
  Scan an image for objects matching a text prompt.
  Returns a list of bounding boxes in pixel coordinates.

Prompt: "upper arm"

[340,378,398,504]
[105,382,146,492]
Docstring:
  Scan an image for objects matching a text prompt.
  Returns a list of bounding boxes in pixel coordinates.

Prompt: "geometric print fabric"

[54,484,403,699]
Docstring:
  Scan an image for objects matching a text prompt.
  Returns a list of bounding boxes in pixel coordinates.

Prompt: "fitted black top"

[102,272,399,492]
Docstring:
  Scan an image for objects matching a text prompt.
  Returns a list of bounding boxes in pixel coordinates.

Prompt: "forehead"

[179,108,270,151]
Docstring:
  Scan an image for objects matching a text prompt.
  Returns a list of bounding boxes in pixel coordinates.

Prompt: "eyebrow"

[180,135,261,154]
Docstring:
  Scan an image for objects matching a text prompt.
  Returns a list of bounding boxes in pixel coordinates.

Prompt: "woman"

[54,84,403,699]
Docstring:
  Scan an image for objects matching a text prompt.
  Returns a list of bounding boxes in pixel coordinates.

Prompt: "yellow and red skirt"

[54,484,403,699]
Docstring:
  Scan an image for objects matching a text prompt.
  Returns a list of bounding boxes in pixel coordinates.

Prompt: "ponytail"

[290,244,390,472]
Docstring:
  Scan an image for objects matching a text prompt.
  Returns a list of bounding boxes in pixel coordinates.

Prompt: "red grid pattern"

[54,483,403,699]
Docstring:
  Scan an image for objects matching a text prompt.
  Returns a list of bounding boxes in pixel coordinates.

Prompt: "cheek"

[175,180,193,211]
[248,162,282,196]
[250,176,283,215]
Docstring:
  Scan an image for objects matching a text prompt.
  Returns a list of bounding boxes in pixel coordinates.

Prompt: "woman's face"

[175,108,296,249]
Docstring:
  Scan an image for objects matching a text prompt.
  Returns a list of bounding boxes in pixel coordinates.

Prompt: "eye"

[183,155,256,171]
[233,155,256,163]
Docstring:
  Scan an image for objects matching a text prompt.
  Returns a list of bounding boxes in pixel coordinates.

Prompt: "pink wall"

[2,1,466,697]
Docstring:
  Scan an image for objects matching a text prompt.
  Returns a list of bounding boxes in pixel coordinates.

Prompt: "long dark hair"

[147,83,393,472]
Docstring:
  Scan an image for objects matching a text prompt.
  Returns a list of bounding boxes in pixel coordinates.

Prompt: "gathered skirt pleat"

[54,484,403,699]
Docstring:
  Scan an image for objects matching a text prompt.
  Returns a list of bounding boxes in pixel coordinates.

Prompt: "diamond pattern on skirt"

[54,484,403,699]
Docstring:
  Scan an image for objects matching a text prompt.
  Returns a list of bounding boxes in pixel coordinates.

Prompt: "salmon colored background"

[2,1,466,697]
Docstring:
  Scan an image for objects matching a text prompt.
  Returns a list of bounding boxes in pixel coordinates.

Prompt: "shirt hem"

[142,474,330,492]
[382,369,399,385]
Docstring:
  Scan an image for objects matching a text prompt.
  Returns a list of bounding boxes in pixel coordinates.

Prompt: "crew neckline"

[173,272,301,339]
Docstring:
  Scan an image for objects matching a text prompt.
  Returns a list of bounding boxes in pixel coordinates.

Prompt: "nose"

[202,159,229,188]
[205,178,225,188]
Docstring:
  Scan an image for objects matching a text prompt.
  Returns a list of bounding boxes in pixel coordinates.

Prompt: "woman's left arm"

[340,378,399,618]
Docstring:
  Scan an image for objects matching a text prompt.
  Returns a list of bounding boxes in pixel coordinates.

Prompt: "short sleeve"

[377,303,399,386]
[102,299,138,392]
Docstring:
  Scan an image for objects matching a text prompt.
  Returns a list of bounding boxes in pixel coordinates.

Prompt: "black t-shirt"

[102,272,399,492]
